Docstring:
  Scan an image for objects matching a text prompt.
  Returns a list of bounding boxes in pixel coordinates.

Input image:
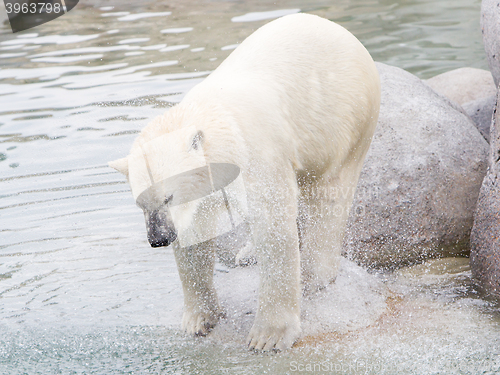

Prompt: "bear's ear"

[190,130,204,151]
[108,157,129,177]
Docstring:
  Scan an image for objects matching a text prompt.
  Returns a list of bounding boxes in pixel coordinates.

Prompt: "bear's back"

[181,13,380,176]
[206,13,375,91]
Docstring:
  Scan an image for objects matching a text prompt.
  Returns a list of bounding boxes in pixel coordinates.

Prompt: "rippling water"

[0,0,498,374]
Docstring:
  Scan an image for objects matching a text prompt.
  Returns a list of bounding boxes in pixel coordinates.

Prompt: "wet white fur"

[110,13,380,351]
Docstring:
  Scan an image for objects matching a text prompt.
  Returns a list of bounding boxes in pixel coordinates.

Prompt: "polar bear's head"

[109,126,210,248]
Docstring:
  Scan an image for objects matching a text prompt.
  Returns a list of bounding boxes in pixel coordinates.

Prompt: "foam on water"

[210,257,389,345]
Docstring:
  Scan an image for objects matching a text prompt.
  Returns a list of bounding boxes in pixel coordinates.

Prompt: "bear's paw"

[247,312,301,351]
[182,309,224,336]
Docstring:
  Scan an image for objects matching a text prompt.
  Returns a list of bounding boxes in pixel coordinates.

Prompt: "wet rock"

[470,90,500,298]
[425,67,496,106]
[343,63,489,269]
[481,0,500,87]
[462,94,496,142]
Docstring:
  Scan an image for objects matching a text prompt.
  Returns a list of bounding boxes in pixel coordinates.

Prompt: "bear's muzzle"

[145,209,177,247]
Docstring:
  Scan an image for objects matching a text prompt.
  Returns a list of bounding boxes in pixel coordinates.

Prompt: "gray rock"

[343,63,489,269]
[470,90,500,298]
[481,0,500,88]
[463,95,496,142]
[425,67,496,106]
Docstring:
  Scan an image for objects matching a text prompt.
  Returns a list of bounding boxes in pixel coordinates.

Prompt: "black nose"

[146,210,177,248]
[149,232,177,248]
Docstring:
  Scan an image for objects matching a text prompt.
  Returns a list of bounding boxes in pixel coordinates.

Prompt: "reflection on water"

[0,0,498,373]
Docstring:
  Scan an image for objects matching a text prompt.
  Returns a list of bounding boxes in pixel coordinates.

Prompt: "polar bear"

[109,13,380,351]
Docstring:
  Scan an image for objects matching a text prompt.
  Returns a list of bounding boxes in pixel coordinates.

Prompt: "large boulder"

[425,67,496,106]
[343,63,489,269]
[470,91,500,298]
[425,67,496,142]
[482,0,500,88]
[462,95,496,142]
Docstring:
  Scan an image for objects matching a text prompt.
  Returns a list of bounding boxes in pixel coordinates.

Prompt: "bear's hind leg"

[299,163,361,294]
[299,182,341,293]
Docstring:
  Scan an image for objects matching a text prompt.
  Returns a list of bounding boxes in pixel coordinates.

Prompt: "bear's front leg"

[173,241,224,336]
[247,196,302,351]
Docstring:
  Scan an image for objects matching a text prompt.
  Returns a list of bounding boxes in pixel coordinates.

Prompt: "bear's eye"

[164,195,173,205]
